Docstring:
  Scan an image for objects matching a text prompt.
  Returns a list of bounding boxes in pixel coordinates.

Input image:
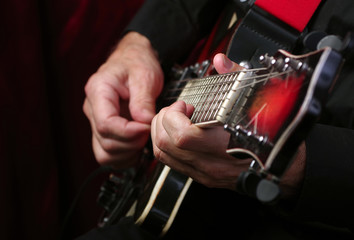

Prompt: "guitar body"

[130,10,243,237]
[96,5,343,238]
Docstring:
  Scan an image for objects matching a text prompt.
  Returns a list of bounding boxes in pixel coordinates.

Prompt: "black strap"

[227,6,300,68]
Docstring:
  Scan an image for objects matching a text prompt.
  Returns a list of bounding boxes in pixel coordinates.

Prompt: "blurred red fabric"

[0,0,144,239]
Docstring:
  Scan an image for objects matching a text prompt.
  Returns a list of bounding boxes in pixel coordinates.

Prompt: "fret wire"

[195,75,213,122]
[197,74,221,122]
[210,73,239,121]
[195,76,209,118]
[203,74,223,122]
[187,77,204,122]
[193,75,217,123]
[204,74,232,121]
[191,76,207,122]
[201,75,220,122]
[199,75,223,122]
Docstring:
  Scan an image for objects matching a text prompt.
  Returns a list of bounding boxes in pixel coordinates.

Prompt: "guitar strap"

[228,0,322,68]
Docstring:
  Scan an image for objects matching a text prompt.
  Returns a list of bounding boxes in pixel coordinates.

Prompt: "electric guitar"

[96,10,344,240]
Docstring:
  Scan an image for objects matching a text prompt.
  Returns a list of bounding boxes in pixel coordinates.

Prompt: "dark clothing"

[79,0,354,239]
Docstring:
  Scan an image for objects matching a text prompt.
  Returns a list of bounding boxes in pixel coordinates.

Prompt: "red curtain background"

[0,0,144,239]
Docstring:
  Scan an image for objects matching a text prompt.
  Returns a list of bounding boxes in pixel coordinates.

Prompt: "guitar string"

[171,69,295,124]
[166,70,289,101]
[195,73,225,122]
[190,73,244,123]
[176,74,273,102]
[189,73,225,123]
[182,72,276,123]
[206,74,235,122]
[202,73,237,122]
[167,68,268,89]
[189,69,260,122]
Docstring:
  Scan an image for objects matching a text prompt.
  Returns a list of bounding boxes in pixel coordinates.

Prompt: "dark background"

[0,0,144,239]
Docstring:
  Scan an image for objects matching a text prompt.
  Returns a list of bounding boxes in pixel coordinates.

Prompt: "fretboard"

[175,68,267,127]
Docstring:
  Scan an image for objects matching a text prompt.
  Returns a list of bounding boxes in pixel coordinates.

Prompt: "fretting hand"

[151,54,252,190]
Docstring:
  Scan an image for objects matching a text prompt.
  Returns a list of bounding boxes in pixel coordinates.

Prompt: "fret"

[191,78,207,123]
[196,75,219,123]
[213,74,238,121]
[216,70,255,125]
[206,75,233,122]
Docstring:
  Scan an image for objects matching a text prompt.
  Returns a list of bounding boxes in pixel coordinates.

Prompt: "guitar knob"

[236,170,261,198]
[256,179,281,204]
[97,179,121,212]
[259,54,273,68]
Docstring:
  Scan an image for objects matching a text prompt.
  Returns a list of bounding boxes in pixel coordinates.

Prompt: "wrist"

[114,31,159,60]
[280,142,306,198]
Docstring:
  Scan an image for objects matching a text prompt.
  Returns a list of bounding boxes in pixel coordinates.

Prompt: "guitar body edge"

[134,164,193,237]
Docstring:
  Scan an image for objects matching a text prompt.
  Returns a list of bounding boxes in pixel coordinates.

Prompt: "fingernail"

[222,54,233,70]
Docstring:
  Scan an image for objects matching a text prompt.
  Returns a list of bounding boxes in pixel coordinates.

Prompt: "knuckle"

[82,100,89,116]
[198,164,222,182]
[173,131,189,149]
[95,155,111,166]
[84,81,91,96]
[153,146,164,163]
[100,139,117,153]
[96,120,111,137]
[93,147,113,166]
[154,133,168,151]
[84,74,98,94]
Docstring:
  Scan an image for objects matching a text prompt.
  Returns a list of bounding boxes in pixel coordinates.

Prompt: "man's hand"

[151,54,252,190]
[83,32,164,168]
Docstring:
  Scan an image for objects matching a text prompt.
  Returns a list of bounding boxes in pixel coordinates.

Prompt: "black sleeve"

[293,61,354,230]
[125,0,227,64]
[294,124,354,228]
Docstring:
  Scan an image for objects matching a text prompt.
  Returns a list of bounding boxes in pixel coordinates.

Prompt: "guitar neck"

[173,68,281,128]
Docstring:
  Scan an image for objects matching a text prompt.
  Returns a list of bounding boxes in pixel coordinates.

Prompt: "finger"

[161,101,229,152]
[152,146,248,190]
[92,128,150,154]
[129,70,163,123]
[151,113,201,179]
[92,136,143,168]
[151,106,170,154]
[85,80,151,141]
[213,53,244,74]
[151,103,252,190]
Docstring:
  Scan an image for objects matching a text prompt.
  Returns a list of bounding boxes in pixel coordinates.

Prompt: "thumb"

[168,101,195,118]
[129,72,163,123]
[129,85,157,123]
[213,53,244,74]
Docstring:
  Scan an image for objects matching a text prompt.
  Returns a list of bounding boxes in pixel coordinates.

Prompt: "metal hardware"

[224,124,273,152]
[259,53,308,73]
